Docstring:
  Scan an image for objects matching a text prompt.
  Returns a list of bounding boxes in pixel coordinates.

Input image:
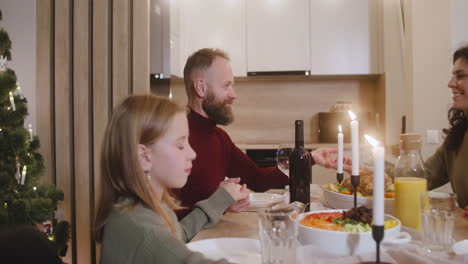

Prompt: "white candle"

[16,82,23,98]
[348,110,359,176]
[21,165,27,185]
[28,124,33,141]
[9,91,16,111]
[365,135,385,226]
[337,125,343,173]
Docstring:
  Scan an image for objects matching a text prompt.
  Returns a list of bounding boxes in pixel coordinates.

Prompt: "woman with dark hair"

[425,45,468,220]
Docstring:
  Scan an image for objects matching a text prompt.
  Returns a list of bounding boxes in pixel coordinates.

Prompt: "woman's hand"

[463,206,468,221]
[220,178,250,212]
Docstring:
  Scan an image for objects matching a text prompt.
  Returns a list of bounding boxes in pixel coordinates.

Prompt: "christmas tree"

[0,9,68,255]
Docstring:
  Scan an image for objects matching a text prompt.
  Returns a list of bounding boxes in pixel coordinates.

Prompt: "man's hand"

[310,148,351,170]
[219,178,250,212]
[463,206,468,221]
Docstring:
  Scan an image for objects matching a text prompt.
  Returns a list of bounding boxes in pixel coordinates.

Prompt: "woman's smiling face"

[448,58,468,112]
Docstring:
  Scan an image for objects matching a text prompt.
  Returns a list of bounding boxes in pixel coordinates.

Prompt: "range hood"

[150,0,170,80]
[247,70,311,76]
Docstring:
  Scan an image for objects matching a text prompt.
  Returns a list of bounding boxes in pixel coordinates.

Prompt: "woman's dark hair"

[443,46,468,152]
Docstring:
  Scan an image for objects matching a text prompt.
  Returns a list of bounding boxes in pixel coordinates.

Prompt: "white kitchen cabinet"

[173,0,246,77]
[246,0,311,72]
[309,0,381,74]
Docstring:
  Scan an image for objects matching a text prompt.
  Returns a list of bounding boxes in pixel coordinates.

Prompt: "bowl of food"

[323,169,395,214]
[297,207,410,256]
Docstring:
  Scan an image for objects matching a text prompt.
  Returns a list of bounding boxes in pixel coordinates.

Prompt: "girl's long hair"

[444,46,468,152]
[95,94,183,242]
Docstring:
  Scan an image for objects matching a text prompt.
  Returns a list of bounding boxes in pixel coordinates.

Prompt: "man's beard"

[202,91,234,126]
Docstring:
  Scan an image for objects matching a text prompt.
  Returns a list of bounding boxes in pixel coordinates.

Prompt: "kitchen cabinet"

[246,0,310,72]
[172,0,246,77]
[169,0,381,76]
[309,0,381,74]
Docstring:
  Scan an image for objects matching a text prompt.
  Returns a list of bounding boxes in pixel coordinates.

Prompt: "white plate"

[247,193,284,210]
[453,240,468,255]
[187,238,261,263]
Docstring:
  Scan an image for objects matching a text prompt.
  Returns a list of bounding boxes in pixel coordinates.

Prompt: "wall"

[0,0,36,130]
[403,0,452,158]
[451,0,468,50]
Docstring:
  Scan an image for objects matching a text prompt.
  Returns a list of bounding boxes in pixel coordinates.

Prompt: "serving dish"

[322,185,395,214]
[297,209,410,256]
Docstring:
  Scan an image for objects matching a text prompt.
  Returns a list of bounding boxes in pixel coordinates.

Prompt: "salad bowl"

[296,209,410,256]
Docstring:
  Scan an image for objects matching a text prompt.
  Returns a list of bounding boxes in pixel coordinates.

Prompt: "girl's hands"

[220,177,250,212]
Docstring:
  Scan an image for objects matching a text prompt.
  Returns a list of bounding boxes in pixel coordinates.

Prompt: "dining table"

[191,184,468,264]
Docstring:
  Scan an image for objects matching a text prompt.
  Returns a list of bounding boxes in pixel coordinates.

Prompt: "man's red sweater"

[174,110,289,218]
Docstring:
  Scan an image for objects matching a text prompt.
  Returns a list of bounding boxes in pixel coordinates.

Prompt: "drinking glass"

[420,191,457,252]
[277,144,293,177]
[258,207,297,264]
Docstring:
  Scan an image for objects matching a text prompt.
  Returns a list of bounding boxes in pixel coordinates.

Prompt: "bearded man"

[175,48,340,218]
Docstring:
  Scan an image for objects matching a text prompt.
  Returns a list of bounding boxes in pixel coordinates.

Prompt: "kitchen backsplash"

[169,76,383,145]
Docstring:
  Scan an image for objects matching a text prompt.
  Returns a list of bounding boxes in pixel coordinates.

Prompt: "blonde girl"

[95,95,248,263]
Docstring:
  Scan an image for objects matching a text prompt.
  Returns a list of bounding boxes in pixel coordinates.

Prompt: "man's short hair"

[183,48,230,100]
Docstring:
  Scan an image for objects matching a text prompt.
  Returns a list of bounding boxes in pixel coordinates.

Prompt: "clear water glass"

[277,144,293,177]
[420,192,457,252]
[258,207,297,264]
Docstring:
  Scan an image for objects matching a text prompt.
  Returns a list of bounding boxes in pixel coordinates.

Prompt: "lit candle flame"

[338,125,342,133]
[348,110,357,121]
[364,134,380,147]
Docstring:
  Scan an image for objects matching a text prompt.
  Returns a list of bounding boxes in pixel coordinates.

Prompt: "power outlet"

[427,129,440,144]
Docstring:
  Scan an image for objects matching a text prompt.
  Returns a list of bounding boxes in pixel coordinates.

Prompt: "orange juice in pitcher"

[395,177,427,229]
[393,134,427,230]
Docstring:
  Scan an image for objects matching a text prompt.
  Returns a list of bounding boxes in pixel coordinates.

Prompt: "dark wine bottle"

[289,120,311,209]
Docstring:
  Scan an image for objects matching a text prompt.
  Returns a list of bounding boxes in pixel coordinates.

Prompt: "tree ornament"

[0,55,6,71]
[15,157,21,184]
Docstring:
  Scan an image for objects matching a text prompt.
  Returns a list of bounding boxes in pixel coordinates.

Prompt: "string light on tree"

[28,124,33,141]
[21,165,27,185]
[9,91,15,111]
[16,81,23,98]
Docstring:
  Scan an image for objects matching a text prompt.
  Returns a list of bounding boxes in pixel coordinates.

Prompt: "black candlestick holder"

[360,225,392,264]
[336,173,344,184]
[351,174,360,208]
